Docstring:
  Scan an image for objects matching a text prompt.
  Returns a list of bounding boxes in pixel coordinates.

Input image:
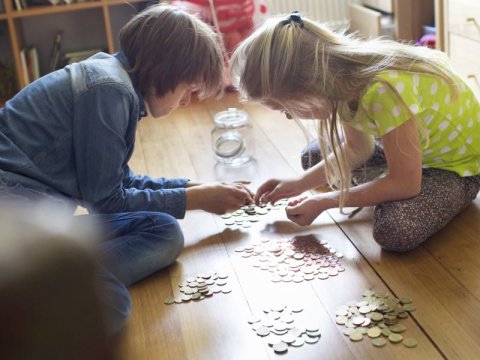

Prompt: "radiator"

[266,0,360,26]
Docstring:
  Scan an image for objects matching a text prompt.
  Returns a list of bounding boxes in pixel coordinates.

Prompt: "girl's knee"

[373,219,422,252]
[373,234,418,252]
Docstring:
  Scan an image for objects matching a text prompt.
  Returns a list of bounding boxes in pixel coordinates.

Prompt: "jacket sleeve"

[122,166,189,190]
[72,83,187,218]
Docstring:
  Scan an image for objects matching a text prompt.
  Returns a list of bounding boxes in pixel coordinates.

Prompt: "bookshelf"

[0,0,154,103]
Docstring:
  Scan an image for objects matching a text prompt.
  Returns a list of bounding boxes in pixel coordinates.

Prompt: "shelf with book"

[0,0,154,101]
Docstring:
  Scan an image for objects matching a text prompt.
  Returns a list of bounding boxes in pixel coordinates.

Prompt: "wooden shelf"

[6,0,147,18]
[10,2,104,18]
[0,0,152,99]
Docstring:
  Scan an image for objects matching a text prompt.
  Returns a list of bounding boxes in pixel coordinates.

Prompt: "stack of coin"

[248,304,321,354]
[335,290,418,348]
[164,271,231,305]
[221,199,289,228]
[235,235,344,283]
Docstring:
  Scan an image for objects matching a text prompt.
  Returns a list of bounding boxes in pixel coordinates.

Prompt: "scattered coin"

[290,337,305,347]
[221,286,233,294]
[221,201,289,228]
[390,323,407,333]
[304,335,320,344]
[235,235,345,283]
[367,327,382,338]
[164,270,231,305]
[388,333,403,343]
[372,337,387,347]
[256,327,271,337]
[291,304,303,313]
[403,338,418,348]
[349,331,363,342]
[282,334,297,344]
[382,328,392,337]
[273,341,288,354]
[335,290,417,349]
[248,303,321,354]
[164,297,174,305]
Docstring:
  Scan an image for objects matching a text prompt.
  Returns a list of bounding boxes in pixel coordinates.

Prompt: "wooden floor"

[118,92,480,360]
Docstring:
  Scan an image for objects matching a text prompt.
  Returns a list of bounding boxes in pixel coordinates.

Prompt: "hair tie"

[281,11,304,28]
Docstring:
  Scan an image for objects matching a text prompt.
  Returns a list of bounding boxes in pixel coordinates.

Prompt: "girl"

[230,12,480,252]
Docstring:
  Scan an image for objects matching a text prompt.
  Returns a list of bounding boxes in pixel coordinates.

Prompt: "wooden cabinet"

[348,0,435,42]
[363,0,393,14]
[442,0,480,97]
[0,0,152,103]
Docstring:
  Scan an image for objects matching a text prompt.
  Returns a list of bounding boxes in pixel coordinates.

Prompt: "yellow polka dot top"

[344,70,480,177]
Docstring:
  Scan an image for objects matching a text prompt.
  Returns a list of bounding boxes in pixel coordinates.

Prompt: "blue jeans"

[83,211,184,334]
[0,184,184,334]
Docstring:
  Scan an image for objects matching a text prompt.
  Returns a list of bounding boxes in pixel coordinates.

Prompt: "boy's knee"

[98,271,132,335]
[105,287,132,335]
[164,219,184,265]
[150,213,184,265]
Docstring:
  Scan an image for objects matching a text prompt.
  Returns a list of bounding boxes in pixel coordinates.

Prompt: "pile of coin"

[221,199,289,228]
[235,235,344,283]
[335,289,417,348]
[164,271,231,305]
[248,304,321,354]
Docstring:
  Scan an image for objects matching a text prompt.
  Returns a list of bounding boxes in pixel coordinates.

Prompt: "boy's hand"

[186,181,254,214]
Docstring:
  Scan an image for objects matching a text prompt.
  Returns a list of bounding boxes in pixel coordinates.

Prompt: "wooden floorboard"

[119,93,478,359]
[422,199,480,300]
[328,204,480,360]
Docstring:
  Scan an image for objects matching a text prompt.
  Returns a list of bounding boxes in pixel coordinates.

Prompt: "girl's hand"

[255,179,301,204]
[285,194,334,226]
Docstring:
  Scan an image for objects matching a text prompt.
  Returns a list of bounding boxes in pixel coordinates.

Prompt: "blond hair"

[120,3,224,99]
[230,14,459,210]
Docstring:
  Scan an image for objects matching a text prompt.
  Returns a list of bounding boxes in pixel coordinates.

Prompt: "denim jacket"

[0,52,188,218]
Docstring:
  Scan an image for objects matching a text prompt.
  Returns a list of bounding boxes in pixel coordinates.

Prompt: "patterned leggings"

[301,141,480,252]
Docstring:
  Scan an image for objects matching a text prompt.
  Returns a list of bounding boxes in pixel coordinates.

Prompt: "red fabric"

[170,0,268,86]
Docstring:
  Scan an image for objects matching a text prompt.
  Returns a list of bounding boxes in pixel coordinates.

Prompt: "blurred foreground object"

[0,203,116,360]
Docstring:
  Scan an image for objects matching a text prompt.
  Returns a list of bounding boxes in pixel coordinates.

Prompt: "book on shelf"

[14,0,23,11]
[56,48,104,69]
[19,46,41,85]
[28,46,40,81]
[48,31,63,73]
[63,48,103,64]
[19,48,30,85]
[14,0,68,10]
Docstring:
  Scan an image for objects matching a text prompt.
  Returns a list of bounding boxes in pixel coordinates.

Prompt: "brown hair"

[119,3,224,99]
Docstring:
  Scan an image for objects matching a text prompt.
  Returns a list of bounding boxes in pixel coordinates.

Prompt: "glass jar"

[211,108,254,166]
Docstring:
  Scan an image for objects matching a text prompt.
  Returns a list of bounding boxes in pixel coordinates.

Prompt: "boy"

[0,4,253,333]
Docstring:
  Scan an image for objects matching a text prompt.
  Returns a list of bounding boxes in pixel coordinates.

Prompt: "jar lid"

[213,108,248,128]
